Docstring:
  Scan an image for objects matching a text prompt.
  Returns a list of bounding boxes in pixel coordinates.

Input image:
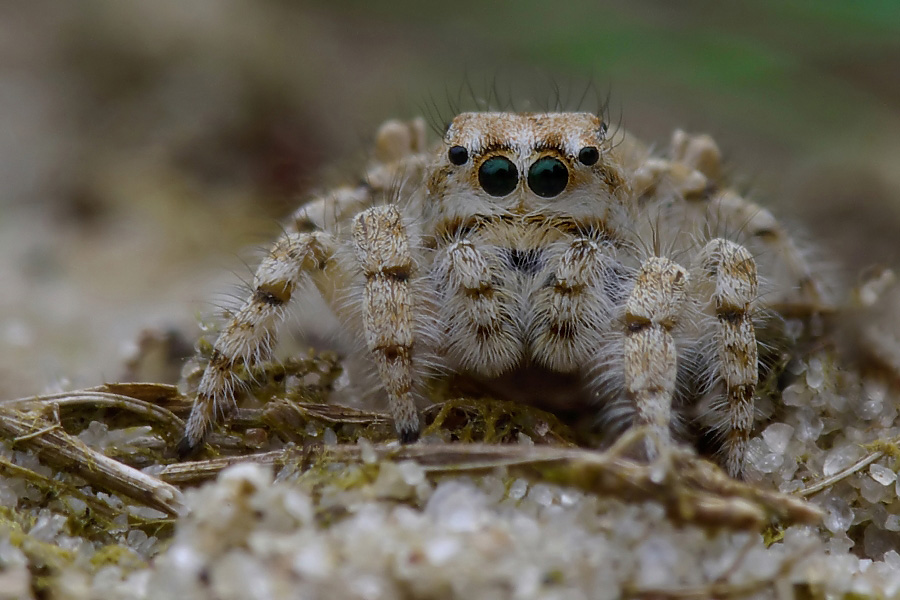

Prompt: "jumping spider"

[179,111,828,477]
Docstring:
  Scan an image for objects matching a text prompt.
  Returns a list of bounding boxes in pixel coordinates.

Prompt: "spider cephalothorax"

[179,111,826,477]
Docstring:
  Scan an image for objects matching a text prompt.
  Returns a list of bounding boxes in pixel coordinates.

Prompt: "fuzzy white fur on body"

[181,111,827,478]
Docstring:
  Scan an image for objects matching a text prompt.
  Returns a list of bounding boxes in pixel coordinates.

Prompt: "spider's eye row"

[478,156,518,197]
[527,157,569,198]
[448,145,469,165]
[578,146,600,166]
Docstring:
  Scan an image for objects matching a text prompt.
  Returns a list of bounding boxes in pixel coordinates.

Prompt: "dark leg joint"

[175,436,203,460]
[398,427,420,444]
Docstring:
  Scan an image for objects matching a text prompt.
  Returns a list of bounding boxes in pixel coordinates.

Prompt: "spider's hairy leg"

[352,205,420,442]
[291,187,371,233]
[435,240,522,376]
[178,229,336,457]
[696,238,759,478]
[623,257,689,450]
[529,238,615,371]
[291,118,427,234]
[710,191,827,314]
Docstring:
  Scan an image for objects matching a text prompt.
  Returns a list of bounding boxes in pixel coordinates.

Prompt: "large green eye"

[527,157,569,198]
[478,156,518,197]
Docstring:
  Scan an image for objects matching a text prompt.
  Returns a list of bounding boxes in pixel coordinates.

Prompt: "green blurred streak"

[316,0,900,155]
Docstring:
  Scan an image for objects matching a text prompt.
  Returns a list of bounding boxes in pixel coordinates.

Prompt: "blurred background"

[1,0,899,398]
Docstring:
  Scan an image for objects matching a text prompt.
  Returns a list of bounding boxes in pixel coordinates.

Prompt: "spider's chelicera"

[179,111,826,477]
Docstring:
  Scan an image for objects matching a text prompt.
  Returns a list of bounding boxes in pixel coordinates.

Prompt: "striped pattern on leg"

[623,257,689,453]
[178,230,335,456]
[352,205,420,442]
[698,238,759,477]
[530,238,614,372]
[436,240,522,376]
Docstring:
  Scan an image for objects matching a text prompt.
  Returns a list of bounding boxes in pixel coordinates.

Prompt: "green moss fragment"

[90,544,146,570]
[763,524,785,547]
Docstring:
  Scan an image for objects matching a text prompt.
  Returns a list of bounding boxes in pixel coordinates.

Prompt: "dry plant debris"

[1,355,899,600]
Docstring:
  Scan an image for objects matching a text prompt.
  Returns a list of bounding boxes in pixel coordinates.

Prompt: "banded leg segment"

[624,257,689,447]
[697,238,759,477]
[179,231,336,455]
[435,240,522,376]
[709,191,827,313]
[352,205,420,442]
[530,238,616,372]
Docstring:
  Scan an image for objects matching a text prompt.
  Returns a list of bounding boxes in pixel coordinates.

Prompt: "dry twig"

[0,409,186,517]
[156,442,822,530]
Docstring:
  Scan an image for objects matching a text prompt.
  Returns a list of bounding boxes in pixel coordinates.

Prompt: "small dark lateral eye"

[478,156,519,197]
[578,146,600,166]
[448,145,469,165]
[527,157,568,198]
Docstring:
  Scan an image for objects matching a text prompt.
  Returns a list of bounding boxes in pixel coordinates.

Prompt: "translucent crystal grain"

[796,413,824,442]
[762,423,794,455]
[854,399,884,420]
[77,421,110,450]
[123,571,151,598]
[635,537,678,587]
[823,445,864,477]
[526,484,555,507]
[358,437,377,464]
[128,505,168,520]
[66,497,87,516]
[823,498,854,533]
[756,453,784,473]
[424,481,486,533]
[825,533,854,555]
[885,550,900,569]
[869,464,896,486]
[781,383,809,407]
[424,536,461,566]
[397,461,425,486]
[29,511,67,542]
[282,489,313,525]
[886,514,900,531]
[292,541,333,579]
[92,566,124,593]
[0,483,20,508]
[806,357,825,389]
[863,378,887,404]
[322,427,338,445]
[868,502,888,528]
[863,523,899,560]
[825,391,847,412]
[860,475,888,504]
[507,479,528,501]
[778,479,804,494]
[371,462,414,500]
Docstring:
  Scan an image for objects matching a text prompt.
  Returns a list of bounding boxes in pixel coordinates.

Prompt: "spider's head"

[426,112,629,223]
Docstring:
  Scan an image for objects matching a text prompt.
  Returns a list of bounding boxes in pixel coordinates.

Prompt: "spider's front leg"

[529,238,617,372]
[433,239,522,376]
[694,238,759,478]
[178,229,336,456]
[352,205,420,442]
[623,257,689,451]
